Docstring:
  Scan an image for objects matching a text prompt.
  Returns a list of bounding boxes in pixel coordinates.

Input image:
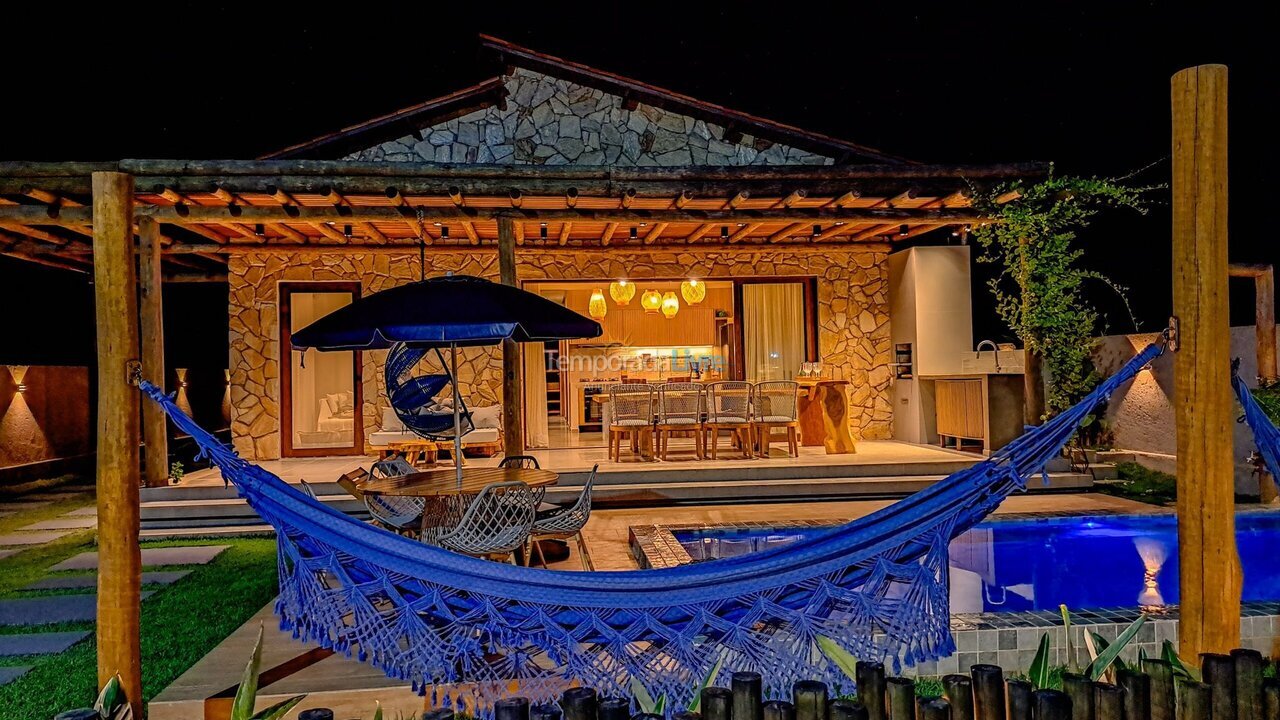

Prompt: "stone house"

[216,35,1040,460]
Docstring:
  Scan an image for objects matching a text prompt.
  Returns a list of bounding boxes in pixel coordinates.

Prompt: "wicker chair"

[703,381,755,459]
[527,464,598,570]
[608,384,655,461]
[500,454,555,511]
[655,382,705,460]
[752,381,800,457]
[435,481,537,563]
[359,461,428,534]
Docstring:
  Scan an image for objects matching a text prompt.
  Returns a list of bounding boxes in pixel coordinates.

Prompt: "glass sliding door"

[280,282,363,457]
[741,282,808,382]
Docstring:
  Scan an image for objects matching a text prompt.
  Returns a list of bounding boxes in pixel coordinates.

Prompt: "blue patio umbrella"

[291,274,602,485]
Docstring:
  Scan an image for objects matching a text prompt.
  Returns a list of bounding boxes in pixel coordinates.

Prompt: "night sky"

[0,2,1271,365]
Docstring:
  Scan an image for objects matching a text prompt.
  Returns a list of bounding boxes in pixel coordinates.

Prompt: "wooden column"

[139,217,169,488]
[498,216,525,456]
[92,171,143,716]
[1171,64,1240,658]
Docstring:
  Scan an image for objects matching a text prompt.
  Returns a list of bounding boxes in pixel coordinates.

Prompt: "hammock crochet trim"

[137,340,1164,715]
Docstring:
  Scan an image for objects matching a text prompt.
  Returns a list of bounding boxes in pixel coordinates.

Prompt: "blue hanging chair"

[385,342,474,440]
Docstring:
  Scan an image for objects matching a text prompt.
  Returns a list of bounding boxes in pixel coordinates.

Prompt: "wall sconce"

[7,365,29,393]
[16,382,27,393]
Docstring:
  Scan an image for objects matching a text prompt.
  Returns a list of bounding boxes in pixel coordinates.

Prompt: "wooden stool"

[388,440,438,468]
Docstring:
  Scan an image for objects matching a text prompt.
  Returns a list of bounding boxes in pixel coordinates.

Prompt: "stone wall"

[0,365,92,478]
[228,249,892,460]
[347,69,834,167]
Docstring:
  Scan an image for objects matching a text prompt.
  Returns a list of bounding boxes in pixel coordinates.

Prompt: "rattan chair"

[655,382,705,460]
[752,381,800,457]
[500,454,556,512]
[527,464,598,570]
[703,381,755,459]
[608,384,655,461]
[435,481,537,563]
[360,461,428,534]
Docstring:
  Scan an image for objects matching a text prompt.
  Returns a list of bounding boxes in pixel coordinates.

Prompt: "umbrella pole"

[451,342,463,488]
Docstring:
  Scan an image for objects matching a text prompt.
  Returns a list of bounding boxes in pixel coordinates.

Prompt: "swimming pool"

[669,511,1280,614]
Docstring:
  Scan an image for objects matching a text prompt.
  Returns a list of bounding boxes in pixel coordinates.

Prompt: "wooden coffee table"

[385,440,439,467]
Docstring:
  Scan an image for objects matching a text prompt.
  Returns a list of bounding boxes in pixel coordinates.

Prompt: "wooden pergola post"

[1171,64,1241,658]
[92,171,143,715]
[498,216,525,456]
[139,216,169,488]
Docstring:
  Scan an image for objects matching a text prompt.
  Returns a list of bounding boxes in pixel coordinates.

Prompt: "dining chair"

[361,462,428,535]
[527,464,598,570]
[435,481,538,563]
[608,384,655,461]
[655,382,705,460]
[500,454,553,511]
[704,381,754,459]
[752,381,801,457]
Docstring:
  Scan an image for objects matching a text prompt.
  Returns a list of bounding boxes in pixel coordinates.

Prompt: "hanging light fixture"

[661,291,680,319]
[641,289,663,314]
[609,279,636,306]
[588,288,608,319]
[680,278,706,305]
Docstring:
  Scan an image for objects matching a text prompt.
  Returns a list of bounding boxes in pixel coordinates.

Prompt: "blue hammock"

[385,342,473,440]
[1233,369,1280,482]
[136,340,1163,714]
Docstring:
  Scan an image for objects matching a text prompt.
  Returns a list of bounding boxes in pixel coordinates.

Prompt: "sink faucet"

[975,340,1001,372]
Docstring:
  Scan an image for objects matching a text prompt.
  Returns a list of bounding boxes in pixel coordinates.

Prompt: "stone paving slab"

[24,570,190,591]
[0,549,20,561]
[21,516,98,531]
[66,506,98,517]
[0,666,31,686]
[0,631,90,656]
[0,529,72,547]
[0,592,153,626]
[52,545,229,572]
[0,501,50,512]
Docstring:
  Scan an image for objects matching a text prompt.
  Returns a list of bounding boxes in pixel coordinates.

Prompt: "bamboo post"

[561,687,599,720]
[1262,679,1280,720]
[497,216,524,456]
[830,700,870,720]
[1118,669,1151,720]
[886,678,916,720]
[1033,690,1072,720]
[1202,654,1237,720]
[1171,63,1242,658]
[765,700,797,720]
[1143,659,1177,720]
[597,697,629,720]
[674,712,703,720]
[734,671,765,720]
[918,698,952,720]
[702,687,734,720]
[944,674,976,720]
[1092,684,1123,720]
[1062,674,1095,720]
[794,680,830,720]
[972,666,1007,720]
[1234,649,1265,720]
[92,171,142,717]
[1175,682,1212,720]
[138,216,168,488]
[857,662,888,720]
[1007,680,1034,720]
[496,698,531,720]
[531,705,563,720]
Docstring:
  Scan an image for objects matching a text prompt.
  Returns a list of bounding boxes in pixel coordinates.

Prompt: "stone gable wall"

[228,250,890,460]
[346,68,834,167]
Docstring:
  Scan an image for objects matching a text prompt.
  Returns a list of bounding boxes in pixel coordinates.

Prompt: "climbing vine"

[969,171,1159,415]
[1254,381,1280,425]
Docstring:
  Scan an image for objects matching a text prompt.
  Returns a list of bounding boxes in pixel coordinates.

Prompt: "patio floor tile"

[0,530,72,547]
[0,592,153,626]
[20,516,98,531]
[24,570,190,591]
[51,545,229,572]
[0,631,90,656]
[0,666,31,686]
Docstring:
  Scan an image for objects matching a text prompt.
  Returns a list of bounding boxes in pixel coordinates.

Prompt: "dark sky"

[0,1,1273,363]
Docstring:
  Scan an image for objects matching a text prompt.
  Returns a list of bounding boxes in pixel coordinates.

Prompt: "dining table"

[361,465,560,542]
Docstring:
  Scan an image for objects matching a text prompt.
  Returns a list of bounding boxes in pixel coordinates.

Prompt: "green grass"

[0,488,95,536]
[1096,462,1177,505]
[0,535,278,719]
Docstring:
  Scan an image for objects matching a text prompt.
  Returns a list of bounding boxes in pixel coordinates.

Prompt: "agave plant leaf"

[373,701,383,720]
[688,652,728,712]
[631,676,661,715]
[1161,640,1202,681]
[250,695,306,720]
[232,624,266,720]
[1087,617,1147,682]
[1028,633,1053,690]
[1138,647,1148,665]
[1059,605,1074,671]
[93,674,133,720]
[1090,632,1128,675]
[816,635,860,682]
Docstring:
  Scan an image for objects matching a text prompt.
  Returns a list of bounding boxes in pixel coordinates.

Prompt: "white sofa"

[367,406,502,455]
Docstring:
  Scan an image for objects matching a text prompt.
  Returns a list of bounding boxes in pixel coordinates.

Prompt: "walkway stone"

[0,529,72,547]
[0,631,90,657]
[0,549,20,561]
[66,506,98,517]
[24,570,190,591]
[21,516,98,531]
[0,501,50,512]
[0,666,31,686]
[0,592,153,626]
[52,545,228,572]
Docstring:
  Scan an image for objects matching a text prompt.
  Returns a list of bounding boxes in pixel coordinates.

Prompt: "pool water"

[672,512,1280,613]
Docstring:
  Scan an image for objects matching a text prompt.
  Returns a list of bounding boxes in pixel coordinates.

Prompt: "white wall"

[1093,326,1278,494]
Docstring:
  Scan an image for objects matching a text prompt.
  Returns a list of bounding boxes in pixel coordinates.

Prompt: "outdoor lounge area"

[0,18,1274,720]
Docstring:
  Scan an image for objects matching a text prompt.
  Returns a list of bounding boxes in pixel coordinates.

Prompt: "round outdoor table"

[361,466,559,544]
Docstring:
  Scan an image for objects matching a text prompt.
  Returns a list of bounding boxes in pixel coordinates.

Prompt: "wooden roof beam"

[686,223,715,243]
[643,222,669,244]
[826,189,862,208]
[558,222,573,246]
[321,187,388,243]
[674,190,693,209]
[726,191,750,209]
[778,189,808,208]
[768,221,811,243]
[728,222,761,243]
[514,222,525,245]
[811,222,852,242]
[601,221,618,246]
[384,187,426,238]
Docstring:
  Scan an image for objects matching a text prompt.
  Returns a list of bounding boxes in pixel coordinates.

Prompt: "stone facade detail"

[228,250,891,460]
[346,69,834,167]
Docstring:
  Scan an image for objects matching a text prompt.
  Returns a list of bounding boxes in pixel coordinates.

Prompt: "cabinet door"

[964,379,986,439]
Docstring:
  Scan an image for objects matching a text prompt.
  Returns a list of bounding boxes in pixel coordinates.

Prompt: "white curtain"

[742,283,805,382]
[523,343,549,448]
